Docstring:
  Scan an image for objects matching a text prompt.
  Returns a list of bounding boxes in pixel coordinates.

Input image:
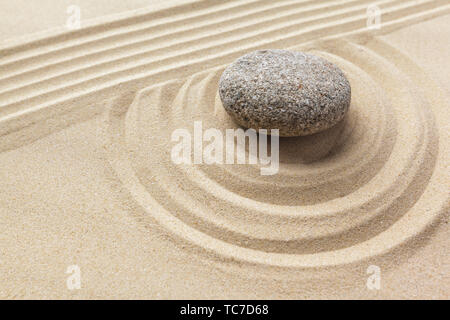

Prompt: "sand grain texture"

[0,0,449,299]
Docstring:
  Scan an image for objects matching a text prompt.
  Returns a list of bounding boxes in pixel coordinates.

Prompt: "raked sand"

[0,0,449,299]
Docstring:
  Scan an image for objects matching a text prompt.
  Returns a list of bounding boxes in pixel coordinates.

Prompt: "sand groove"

[0,0,391,101]
[99,31,449,269]
[0,0,337,75]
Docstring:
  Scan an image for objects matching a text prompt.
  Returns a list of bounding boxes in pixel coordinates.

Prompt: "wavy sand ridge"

[1,0,450,152]
[101,33,449,272]
[1,0,449,277]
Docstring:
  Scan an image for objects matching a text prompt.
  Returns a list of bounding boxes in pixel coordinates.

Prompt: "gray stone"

[219,50,351,136]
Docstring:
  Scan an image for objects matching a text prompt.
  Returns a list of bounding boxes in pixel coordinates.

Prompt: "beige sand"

[0,0,449,299]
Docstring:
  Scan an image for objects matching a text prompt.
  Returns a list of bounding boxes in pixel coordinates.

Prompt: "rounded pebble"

[219,49,351,136]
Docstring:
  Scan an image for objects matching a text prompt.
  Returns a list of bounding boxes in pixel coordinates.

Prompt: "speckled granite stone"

[219,50,351,136]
